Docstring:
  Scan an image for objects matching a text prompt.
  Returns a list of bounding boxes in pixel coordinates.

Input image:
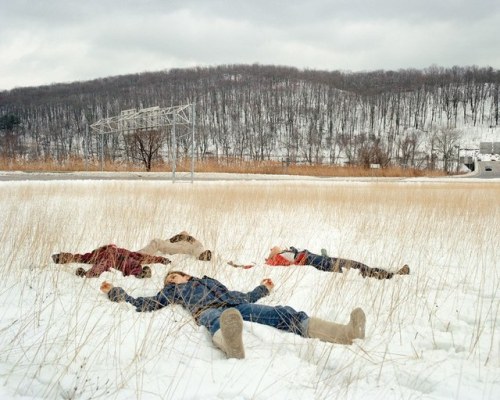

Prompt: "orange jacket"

[265,251,306,266]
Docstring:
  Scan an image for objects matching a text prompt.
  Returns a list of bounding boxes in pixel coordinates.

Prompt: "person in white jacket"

[138,231,212,261]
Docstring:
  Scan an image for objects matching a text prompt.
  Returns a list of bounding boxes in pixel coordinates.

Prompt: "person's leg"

[200,308,244,359]
[306,252,343,272]
[139,238,205,258]
[198,308,225,334]
[306,308,366,345]
[85,260,111,277]
[360,263,409,279]
[332,257,368,272]
[359,266,393,279]
[120,258,144,277]
[200,305,309,336]
[234,303,309,336]
[137,239,163,255]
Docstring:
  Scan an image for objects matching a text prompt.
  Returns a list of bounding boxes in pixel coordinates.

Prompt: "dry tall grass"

[0,156,449,177]
[0,179,498,399]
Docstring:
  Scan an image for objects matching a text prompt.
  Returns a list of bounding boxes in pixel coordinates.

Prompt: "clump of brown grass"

[0,156,449,177]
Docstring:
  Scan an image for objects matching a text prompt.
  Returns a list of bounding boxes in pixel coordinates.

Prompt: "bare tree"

[433,128,461,173]
[124,129,166,171]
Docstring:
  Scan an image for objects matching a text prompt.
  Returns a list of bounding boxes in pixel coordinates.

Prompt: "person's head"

[164,270,192,286]
[267,246,283,259]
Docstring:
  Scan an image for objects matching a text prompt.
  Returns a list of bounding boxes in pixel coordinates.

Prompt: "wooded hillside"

[1,64,499,171]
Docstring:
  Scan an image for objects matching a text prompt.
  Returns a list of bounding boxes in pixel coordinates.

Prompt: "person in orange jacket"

[229,246,409,280]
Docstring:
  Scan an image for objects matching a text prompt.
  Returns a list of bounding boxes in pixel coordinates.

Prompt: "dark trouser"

[300,250,367,273]
[302,250,395,279]
[304,252,370,272]
[198,304,309,336]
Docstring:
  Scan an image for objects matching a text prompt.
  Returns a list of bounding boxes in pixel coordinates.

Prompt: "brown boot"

[169,232,196,243]
[307,308,366,345]
[137,266,152,278]
[212,308,245,359]
[198,250,212,261]
[397,265,410,275]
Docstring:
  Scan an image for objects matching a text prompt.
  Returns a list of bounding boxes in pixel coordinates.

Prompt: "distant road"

[1,168,499,182]
[0,171,400,182]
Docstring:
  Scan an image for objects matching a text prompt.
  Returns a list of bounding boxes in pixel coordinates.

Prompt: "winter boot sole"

[220,308,245,359]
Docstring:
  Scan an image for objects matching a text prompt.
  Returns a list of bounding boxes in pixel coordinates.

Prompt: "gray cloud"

[1,0,499,90]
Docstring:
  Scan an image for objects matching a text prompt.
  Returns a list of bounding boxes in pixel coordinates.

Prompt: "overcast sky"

[1,0,499,91]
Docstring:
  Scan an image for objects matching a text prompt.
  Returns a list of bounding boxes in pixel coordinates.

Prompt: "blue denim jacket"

[108,275,269,318]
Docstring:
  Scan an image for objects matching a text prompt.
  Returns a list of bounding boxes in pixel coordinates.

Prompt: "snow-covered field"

[0,176,499,399]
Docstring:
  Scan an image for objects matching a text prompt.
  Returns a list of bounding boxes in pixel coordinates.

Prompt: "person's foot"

[75,267,86,277]
[397,265,410,275]
[169,233,196,243]
[220,308,245,359]
[349,308,366,340]
[138,266,152,278]
[198,250,212,261]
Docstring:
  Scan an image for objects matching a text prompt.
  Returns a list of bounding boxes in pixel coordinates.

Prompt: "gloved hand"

[107,287,127,302]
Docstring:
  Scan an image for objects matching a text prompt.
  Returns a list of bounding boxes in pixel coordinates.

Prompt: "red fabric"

[294,251,307,265]
[265,253,293,266]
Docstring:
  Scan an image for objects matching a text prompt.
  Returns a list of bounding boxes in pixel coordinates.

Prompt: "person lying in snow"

[52,244,171,278]
[137,231,212,261]
[100,270,366,359]
[228,246,410,280]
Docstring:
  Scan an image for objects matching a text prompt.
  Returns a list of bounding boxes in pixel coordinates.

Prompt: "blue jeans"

[198,304,309,336]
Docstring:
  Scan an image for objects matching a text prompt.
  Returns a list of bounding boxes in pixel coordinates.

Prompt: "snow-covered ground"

[0,176,498,399]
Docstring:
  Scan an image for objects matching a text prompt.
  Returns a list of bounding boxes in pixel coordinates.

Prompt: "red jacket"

[265,251,306,267]
[74,244,168,277]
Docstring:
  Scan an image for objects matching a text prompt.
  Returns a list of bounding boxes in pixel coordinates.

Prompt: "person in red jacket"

[229,246,409,280]
[52,244,171,278]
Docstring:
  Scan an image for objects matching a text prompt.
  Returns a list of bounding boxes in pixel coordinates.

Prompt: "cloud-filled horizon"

[1,0,500,91]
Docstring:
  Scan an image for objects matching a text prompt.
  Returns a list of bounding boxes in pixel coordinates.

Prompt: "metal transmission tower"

[89,104,195,182]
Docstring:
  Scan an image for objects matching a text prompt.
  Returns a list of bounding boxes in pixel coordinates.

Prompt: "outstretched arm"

[100,281,174,312]
[238,279,273,303]
[52,252,88,264]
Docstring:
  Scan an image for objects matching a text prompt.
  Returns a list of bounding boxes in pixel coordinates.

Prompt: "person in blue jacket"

[100,270,366,359]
